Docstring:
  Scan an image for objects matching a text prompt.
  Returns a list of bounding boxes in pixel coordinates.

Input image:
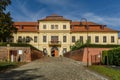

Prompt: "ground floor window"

[63,48,67,54]
[43,48,47,55]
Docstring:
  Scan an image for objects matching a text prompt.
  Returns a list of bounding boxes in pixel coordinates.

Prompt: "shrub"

[102,47,120,66]
[102,50,108,64]
[0,42,40,51]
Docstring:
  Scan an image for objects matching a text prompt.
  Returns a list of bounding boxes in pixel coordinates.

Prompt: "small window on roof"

[20,25,23,30]
[71,25,74,30]
[36,26,39,30]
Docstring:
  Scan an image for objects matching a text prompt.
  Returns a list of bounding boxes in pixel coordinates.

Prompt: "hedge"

[0,42,40,51]
[102,47,120,66]
[102,50,108,64]
[71,44,120,51]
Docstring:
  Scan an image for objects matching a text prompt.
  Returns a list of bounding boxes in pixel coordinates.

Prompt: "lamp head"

[80,22,83,26]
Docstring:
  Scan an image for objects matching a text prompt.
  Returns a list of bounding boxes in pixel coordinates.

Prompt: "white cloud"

[81,12,120,29]
[36,0,68,6]
[9,0,48,21]
[8,0,120,31]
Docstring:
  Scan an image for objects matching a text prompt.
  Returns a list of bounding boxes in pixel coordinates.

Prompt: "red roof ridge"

[39,14,71,21]
[71,21,102,26]
[47,14,62,17]
[14,22,38,25]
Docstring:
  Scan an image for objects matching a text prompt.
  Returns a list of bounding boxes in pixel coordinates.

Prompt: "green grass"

[88,65,120,80]
[0,62,26,72]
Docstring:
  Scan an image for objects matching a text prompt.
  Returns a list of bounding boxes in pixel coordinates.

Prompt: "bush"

[102,50,108,64]
[70,43,120,51]
[102,47,120,66]
[0,42,40,51]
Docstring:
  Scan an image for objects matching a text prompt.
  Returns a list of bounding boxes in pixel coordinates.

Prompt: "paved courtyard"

[0,57,108,80]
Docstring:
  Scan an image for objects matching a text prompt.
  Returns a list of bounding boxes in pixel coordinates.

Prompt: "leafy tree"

[0,0,17,42]
[70,40,84,51]
[70,39,91,51]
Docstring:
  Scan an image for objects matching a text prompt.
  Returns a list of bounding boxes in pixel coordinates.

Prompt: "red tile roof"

[71,21,119,32]
[14,22,39,32]
[14,22,38,25]
[71,21,101,26]
[71,25,119,32]
[14,21,119,32]
[39,14,71,21]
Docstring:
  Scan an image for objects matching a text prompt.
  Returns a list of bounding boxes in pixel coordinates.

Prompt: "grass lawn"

[88,65,120,80]
[0,62,26,72]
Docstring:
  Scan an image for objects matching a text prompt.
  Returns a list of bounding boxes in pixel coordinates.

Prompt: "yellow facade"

[13,15,119,56]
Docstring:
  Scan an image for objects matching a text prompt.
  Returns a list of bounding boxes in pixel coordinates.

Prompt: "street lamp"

[6,37,10,62]
[80,18,89,67]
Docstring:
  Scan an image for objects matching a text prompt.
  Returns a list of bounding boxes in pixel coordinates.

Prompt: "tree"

[70,40,84,51]
[0,0,17,42]
[70,39,91,51]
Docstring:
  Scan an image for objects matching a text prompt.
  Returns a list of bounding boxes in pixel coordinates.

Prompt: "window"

[87,36,91,43]
[63,36,67,42]
[80,36,83,43]
[63,48,67,54]
[71,26,74,30]
[95,36,99,43]
[20,25,23,30]
[111,36,115,43]
[18,36,22,42]
[55,25,58,29]
[43,36,47,42]
[10,37,14,42]
[51,25,58,29]
[103,36,107,43]
[63,25,66,29]
[72,36,75,42]
[34,36,37,43]
[26,36,30,42]
[43,25,46,29]
[51,25,54,29]
[51,36,58,41]
[36,26,39,30]
[43,48,47,55]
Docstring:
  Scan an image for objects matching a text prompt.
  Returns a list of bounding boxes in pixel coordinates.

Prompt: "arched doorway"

[51,46,59,57]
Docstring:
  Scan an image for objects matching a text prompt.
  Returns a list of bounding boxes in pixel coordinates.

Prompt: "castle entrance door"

[51,46,58,57]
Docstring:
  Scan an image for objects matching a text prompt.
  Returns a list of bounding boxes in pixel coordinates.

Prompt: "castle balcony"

[48,41,61,46]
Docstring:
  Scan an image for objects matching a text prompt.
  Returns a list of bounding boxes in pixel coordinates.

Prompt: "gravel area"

[0,57,108,80]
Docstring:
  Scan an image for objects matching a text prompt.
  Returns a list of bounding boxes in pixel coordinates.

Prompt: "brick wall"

[0,47,43,62]
[64,48,111,65]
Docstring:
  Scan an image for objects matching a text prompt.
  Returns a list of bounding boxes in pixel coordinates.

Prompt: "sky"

[7,0,120,30]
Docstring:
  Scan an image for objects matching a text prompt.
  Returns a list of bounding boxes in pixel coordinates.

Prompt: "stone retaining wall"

[64,48,111,65]
[0,46,43,62]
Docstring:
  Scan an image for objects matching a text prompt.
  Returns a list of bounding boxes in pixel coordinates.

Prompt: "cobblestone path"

[0,57,108,80]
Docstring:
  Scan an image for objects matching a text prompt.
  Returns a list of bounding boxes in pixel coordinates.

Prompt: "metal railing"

[48,41,61,46]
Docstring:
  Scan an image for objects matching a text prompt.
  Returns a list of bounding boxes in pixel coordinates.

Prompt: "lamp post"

[80,18,89,67]
[6,37,10,62]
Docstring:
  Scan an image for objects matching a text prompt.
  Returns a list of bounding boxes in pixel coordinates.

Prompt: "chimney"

[100,25,105,30]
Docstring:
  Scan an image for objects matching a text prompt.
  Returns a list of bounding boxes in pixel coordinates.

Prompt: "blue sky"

[7,0,120,30]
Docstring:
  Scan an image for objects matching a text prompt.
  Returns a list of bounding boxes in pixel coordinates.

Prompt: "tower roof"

[39,14,71,21]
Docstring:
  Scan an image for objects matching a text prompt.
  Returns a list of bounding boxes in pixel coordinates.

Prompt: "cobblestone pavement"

[0,57,108,80]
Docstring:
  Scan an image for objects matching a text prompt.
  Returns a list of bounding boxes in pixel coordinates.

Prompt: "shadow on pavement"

[0,68,49,80]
